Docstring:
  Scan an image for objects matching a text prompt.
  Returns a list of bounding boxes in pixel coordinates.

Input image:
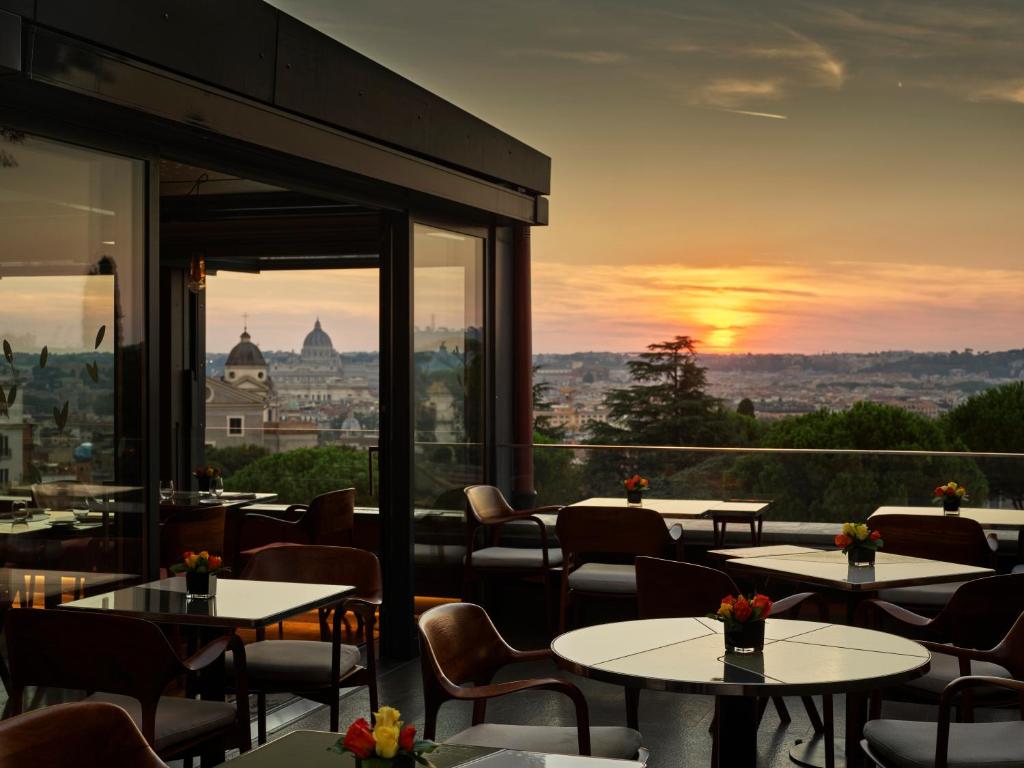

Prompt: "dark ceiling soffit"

[28,0,550,195]
[0,9,21,73]
[26,29,545,225]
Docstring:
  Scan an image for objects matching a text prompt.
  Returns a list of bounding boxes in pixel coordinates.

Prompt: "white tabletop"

[553,617,929,697]
[871,505,1024,530]
[726,549,993,591]
[569,497,769,519]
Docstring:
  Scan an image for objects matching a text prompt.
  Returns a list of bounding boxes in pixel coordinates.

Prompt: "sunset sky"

[252,0,1024,355]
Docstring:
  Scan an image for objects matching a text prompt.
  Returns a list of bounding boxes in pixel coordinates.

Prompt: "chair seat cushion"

[568,563,636,594]
[86,692,236,753]
[446,723,642,759]
[226,640,361,688]
[902,650,1011,698]
[877,581,965,608]
[467,547,562,568]
[864,718,1024,768]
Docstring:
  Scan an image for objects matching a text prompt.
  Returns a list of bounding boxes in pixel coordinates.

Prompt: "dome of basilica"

[303,318,334,351]
[226,329,266,367]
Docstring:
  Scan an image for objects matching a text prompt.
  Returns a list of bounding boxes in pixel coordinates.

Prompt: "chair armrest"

[918,641,1000,667]
[507,647,554,663]
[855,598,932,630]
[772,591,829,621]
[283,504,309,516]
[525,505,562,516]
[935,676,1024,768]
[477,514,553,568]
[181,634,235,673]
[447,677,592,755]
[236,513,304,552]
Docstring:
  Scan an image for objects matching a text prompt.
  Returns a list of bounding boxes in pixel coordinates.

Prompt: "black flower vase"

[626,489,643,506]
[197,477,211,493]
[185,571,216,598]
[943,498,961,515]
[847,547,875,567]
[724,621,765,654]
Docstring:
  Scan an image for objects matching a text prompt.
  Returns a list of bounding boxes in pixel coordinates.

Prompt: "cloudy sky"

[245,0,1024,354]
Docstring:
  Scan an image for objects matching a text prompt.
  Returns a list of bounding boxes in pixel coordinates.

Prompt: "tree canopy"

[226,445,373,506]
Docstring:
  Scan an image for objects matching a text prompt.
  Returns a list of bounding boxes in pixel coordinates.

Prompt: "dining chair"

[462,485,562,633]
[4,608,249,762]
[234,488,355,568]
[634,557,830,765]
[158,504,226,574]
[418,602,645,759]
[556,505,680,632]
[0,701,169,768]
[858,572,1024,720]
[230,544,380,744]
[869,513,997,610]
[862,675,1024,767]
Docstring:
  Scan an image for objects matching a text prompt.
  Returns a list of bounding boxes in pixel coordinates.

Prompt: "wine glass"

[71,499,91,524]
[211,476,224,498]
[159,480,175,502]
[11,501,29,525]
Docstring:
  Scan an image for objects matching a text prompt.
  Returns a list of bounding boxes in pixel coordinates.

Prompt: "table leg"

[718,696,759,767]
[844,691,867,768]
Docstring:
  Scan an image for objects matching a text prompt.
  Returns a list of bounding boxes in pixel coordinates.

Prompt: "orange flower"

[869,530,881,541]
[835,534,851,548]
[208,555,223,569]
[721,595,736,606]
[751,593,773,619]
[342,718,375,759]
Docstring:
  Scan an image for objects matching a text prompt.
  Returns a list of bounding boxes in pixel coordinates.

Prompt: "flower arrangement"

[711,593,772,653]
[170,550,223,598]
[623,474,649,492]
[933,481,967,512]
[332,707,436,767]
[193,464,222,479]
[835,522,883,566]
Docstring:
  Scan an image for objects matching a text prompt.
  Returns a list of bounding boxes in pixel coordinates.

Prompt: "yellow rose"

[373,725,400,758]
[375,706,402,730]
[855,524,869,540]
[717,603,733,619]
[842,523,856,537]
[185,555,199,568]
[199,550,210,559]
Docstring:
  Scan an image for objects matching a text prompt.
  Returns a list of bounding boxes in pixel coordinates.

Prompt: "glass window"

[413,223,485,597]
[227,417,243,436]
[0,131,146,578]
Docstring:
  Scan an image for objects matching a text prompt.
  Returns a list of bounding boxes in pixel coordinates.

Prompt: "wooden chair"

[4,608,249,762]
[0,701,168,768]
[858,572,1024,720]
[870,513,996,610]
[231,544,380,744]
[158,505,226,574]
[418,602,644,759]
[556,505,680,632]
[634,557,830,765]
[463,485,562,633]
[862,613,1024,767]
[234,488,355,568]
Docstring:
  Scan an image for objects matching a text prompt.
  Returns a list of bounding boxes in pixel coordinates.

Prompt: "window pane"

[0,132,146,579]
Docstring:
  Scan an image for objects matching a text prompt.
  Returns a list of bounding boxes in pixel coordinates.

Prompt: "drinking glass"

[71,501,91,524]
[159,480,175,502]
[211,476,224,498]
[11,501,29,524]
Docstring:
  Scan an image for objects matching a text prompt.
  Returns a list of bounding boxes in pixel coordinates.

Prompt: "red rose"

[835,534,851,548]
[721,595,736,606]
[751,593,772,619]
[399,725,416,752]
[733,596,752,622]
[343,718,376,758]
[208,555,223,569]
[183,550,194,559]
[869,530,881,540]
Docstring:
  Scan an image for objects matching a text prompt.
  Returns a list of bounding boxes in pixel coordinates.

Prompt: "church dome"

[226,329,266,367]
[303,318,334,351]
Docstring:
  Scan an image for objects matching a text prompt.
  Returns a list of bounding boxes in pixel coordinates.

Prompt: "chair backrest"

[4,609,182,739]
[464,485,513,524]
[304,488,356,545]
[557,505,671,562]
[241,544,381,603]
[870,514,993,567]
[0,702,168,768]
[636,557,738,619]
[159,505,226,570]
[988,609,1024,679]
[932,573,1024,649]
[418,602,512,690]
[31,481,86,509]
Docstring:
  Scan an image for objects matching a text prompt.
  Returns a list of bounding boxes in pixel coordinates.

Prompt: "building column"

[510,223,536,509]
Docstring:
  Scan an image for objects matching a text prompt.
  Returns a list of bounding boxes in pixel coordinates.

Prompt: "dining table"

[213,730,647,767]
[870,504,1024,556]
[568,497,770,519]
[553,617,930,768]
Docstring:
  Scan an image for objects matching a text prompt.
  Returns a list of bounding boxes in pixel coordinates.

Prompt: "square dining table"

[568,496,769,519]
[871,504,1024,556]
[214,730,645,767]
[58,576,354,629]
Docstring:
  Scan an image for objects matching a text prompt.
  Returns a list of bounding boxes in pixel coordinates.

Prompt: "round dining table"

[551,617,930,768]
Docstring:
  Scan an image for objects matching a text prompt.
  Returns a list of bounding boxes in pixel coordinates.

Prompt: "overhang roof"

[4,0,550,197]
